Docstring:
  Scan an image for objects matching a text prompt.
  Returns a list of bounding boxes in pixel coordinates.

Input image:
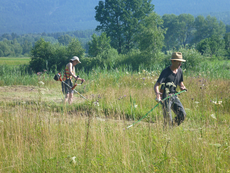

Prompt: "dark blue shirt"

[157,66,183,94]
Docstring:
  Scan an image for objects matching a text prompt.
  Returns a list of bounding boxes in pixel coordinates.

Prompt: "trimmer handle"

[71,75,79,90]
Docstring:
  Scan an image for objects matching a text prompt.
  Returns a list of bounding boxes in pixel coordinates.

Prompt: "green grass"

[0,60,230,172]
[0,57,30,65]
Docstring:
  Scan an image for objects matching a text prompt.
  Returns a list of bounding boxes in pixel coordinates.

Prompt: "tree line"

[0,30,97,57]
[1,0,230,73]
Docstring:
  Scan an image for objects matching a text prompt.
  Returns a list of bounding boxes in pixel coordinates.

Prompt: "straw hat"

[70,56,81,63]
[170,52,186,62]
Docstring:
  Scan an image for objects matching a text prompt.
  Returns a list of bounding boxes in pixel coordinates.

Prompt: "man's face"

[172,60,182,68]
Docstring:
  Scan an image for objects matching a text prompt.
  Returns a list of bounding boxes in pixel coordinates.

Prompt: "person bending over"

[62,56,85,104]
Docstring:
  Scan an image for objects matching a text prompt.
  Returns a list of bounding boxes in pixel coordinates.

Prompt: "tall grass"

[0,61,230,172]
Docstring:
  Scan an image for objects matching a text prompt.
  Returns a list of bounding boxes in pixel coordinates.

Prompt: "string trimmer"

[54,73,88,100]
[126,89,187,129]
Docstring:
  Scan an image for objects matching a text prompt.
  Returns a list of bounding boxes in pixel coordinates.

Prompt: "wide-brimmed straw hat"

[170,52,186,62]
[70,56,81,63]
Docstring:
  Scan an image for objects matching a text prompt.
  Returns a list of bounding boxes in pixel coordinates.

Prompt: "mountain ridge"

[0,0,230,34]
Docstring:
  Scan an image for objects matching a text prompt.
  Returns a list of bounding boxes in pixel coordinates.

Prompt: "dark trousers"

[162,95,186,126]
[62,79,73,94]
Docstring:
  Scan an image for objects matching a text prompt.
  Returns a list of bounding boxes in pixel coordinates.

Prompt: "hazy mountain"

[0,0,230,35]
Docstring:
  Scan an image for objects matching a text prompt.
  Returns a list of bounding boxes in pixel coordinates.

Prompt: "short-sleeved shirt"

[157,66,183,94]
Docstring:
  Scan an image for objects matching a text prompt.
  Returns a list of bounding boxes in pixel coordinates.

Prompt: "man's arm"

[154,82,161,101]
[179,82,187,91]
[69,63,85,82]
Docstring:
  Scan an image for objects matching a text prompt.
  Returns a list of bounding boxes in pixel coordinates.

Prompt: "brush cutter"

[125,89,187,129]
[54,73,88,100]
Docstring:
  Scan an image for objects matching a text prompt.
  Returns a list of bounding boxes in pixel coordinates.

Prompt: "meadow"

[0,57,30,66]
[0,59,230,172]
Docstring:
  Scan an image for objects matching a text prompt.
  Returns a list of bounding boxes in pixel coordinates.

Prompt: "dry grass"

[0,73,230,172]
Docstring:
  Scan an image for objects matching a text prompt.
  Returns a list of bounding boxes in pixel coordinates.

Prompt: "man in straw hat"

[62,56,85,104]
[154,52,187,127]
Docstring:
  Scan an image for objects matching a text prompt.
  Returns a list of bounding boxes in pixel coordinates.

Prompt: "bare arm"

[179,82,187,91]
[154,82,161,101]
[68,63,85,82]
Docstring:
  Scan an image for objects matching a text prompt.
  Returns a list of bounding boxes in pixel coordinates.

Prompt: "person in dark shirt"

[154,52,187,127]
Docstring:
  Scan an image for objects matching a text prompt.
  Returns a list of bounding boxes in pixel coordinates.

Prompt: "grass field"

[0,57,30,65]
[0,58,230,172]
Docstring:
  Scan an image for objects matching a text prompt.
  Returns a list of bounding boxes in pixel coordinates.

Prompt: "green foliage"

[192,15,226,44]
[226,25,230,33]
[162,14,195,50]
[135,13,165,54]
[0,39,23,57]
[196,35,226,57]
[0,30,97,57]
[95,0,154,54]
[29,38,85,72]
[88,33,111,57]
[66,38,85,58]
[58,34,72,45]
[224,32,230,59]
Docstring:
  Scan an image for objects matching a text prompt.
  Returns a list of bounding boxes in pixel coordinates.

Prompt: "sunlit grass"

[0,62,230,172]
[0,57,30,65]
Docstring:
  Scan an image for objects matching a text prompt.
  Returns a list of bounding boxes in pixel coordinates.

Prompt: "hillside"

[0,0,230,35]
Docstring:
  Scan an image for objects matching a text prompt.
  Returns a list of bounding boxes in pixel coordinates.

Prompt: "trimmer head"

[53,73,62,81]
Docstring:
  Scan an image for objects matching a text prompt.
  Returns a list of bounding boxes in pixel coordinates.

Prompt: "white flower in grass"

[194,101,199,104]
[210,114,217,120]
[38,81,44,85]
[71,156,76,164]
[126,72,129,74]
[94,102,99,107]
[134,104,138,108]
[212,101,222,105]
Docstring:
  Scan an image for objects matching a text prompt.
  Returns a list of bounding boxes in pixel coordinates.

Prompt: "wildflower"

[94,102,99,106]
[37,72,42,75]
[210,114,217,120]
[38,81,44,85]
[71,156,76,164]
[212,101,222,105]
[126,72,129,74]
[194,101,199,104]
[134,104,138,108]
[138,72,141,75]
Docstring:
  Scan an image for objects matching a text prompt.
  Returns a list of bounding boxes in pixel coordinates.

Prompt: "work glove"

[155,97,161,103]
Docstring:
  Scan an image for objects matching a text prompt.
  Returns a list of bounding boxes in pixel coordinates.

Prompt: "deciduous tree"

[88,32,111,57]
[95,0,154,54]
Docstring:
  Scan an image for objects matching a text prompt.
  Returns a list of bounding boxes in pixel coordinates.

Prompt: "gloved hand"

[155,97,161,103]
